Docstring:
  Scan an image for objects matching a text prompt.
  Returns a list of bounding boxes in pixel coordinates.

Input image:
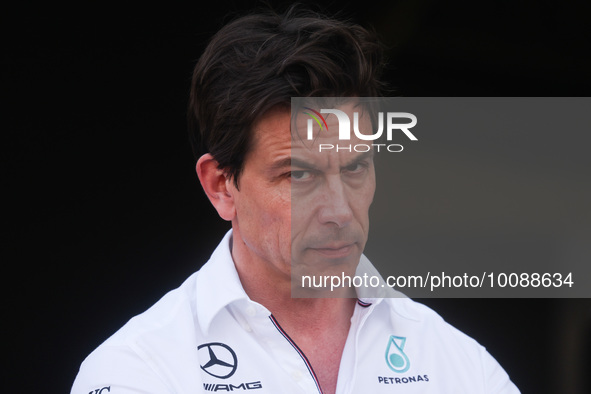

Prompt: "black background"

[4,1,590,393]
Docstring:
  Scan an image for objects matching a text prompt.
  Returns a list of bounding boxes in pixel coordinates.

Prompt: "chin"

[293,252,360,278]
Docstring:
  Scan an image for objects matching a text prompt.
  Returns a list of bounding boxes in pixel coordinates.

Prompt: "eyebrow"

[268,157,293,173]
[341,150,374,169]
[270,150,374,173]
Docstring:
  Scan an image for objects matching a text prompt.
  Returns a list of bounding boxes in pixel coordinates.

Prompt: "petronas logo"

[385,336,410,373]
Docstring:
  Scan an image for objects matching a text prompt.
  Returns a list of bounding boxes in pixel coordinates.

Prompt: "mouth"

[310,243,355,259]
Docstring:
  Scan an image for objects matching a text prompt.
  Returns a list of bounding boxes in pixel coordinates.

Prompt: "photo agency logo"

[300,100,418,153]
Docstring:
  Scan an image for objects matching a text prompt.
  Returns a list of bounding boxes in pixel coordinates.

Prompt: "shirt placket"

[248,310,323,393]
[231,300,320,393]
[335,300,376,394]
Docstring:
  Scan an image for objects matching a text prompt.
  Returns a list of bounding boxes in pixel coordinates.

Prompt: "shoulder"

[380,297,520,393]
[71,342,172,394]
[71,272,200,394]
[71,231,237,393]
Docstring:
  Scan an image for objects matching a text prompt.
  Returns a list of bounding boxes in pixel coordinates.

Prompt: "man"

[72,7,519,393]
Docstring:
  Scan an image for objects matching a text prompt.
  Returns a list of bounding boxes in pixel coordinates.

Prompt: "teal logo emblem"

[385,336,410,373]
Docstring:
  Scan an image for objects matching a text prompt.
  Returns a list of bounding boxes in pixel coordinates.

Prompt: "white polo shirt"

[72,230,519,393]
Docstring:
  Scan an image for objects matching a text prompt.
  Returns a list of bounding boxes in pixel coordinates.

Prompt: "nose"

[317,176,354,228]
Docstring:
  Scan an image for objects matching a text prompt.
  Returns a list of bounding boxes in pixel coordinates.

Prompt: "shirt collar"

[194,230,420,334]
[355,254,421,322]
[194,229,254,335]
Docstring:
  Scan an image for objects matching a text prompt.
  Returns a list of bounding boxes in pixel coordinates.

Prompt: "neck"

[235,260,357,332]
[230,230,356,334]
[231,228,356,394]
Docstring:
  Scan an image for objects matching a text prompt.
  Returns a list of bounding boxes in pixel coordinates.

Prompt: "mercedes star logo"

[197,342,238,379]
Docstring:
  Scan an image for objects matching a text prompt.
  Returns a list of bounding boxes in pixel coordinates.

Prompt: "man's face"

[230,103,376,291]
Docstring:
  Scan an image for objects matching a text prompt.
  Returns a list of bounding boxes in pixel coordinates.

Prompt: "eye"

[343,161,367,174]
[291,170,312,180]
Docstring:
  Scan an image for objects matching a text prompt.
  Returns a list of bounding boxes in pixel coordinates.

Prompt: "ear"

[196,154,236,221]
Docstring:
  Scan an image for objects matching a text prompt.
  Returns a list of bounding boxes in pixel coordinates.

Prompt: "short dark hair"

[188,6,386,187]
